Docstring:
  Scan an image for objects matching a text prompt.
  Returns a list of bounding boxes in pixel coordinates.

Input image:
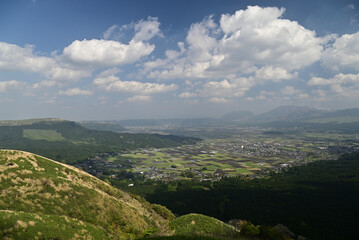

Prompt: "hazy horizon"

[1,0,359,120]
[0,104,357,122]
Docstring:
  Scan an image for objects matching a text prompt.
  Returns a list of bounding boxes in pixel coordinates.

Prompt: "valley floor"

[76,128,359,182]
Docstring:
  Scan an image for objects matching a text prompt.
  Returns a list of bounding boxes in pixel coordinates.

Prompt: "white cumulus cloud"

[103,17,162,42]
[209,97,229,103]
[200,78,252,98]
[322,31,359,71]
[58,88,93,96]
[127,95,152,102]
[308,73,359,100]
[133,16,163,42]
[93,75,177,94]
[255,67,295,82]
[0,42,90,82]
[0,80,24,92]
[103,24,121,40]
[145,5,322,83]
[308,73,359,86]
[62,39,154,67]
[179,92,197,98]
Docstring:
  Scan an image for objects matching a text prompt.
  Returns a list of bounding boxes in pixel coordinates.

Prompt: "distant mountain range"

[222,105,359,123]
[100,106,359,129]
[246,105,328,122]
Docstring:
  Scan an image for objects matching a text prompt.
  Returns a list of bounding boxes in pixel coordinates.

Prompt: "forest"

[112,152,359,240]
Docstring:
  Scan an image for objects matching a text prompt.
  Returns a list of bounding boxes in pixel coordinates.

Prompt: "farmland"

[77,128,359,181]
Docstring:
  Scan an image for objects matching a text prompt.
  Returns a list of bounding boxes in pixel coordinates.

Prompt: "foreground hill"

[0,150,172,239]
[0,119,199,163]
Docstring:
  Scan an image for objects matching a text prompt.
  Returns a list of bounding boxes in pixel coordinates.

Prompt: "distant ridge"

[250,105,329,122]
[0,118,66,126]
[79,120,127,132]
[112,106,359,129]
[221,110,254,121]
[321,108,359,117]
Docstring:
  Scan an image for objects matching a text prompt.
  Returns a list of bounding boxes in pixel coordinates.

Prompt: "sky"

[0,0,359,120]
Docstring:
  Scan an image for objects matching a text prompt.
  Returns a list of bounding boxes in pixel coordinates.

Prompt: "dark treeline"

[129,152,359,240]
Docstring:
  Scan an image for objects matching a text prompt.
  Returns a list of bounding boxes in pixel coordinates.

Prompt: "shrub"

[152,204,175,221]
[259,225,283,240]
[240,221,259,237]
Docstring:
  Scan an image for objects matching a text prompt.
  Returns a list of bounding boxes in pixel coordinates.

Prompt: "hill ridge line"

[0,149,159,222]
[0,149,102,183]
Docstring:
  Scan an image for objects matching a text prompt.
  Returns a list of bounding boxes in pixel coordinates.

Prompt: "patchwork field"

[121,148,264,176]
[102,130,359,180]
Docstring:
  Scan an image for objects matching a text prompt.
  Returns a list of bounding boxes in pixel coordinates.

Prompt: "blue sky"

[0,0,359,120]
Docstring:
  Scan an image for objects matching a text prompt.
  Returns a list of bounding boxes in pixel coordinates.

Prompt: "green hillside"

[170,213,240,239]
[0,119,199,164]
[0,210,112,239]
[0,150,171,239]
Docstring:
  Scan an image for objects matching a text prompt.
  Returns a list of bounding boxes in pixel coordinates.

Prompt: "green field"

[118,144,289,178]
[23,129,66,141]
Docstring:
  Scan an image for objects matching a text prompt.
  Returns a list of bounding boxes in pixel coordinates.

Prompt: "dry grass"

[0,150,172,238]
[15,220,28,229]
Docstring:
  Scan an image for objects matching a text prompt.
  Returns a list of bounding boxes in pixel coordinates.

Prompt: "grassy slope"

[0,210,112,240]
[170,213,240,239]
[0,150,171,239]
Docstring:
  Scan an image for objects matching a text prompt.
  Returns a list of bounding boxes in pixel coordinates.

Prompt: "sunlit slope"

[170,213,240,238]
[0,150,171,239]
[0,210,112,239]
